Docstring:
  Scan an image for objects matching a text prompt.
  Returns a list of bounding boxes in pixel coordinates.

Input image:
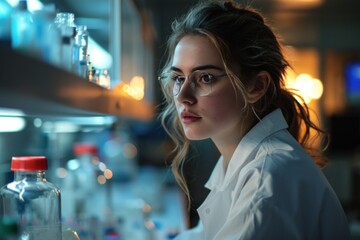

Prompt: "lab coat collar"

[205,108,289,191]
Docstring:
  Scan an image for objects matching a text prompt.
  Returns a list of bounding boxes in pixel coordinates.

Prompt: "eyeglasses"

[160,70,228,97]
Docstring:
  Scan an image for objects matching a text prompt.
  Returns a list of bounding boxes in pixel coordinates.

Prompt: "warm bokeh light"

[285,73,324,104]
[56,167,67,178]
[104,169,113,179]
[113,76,145,100]
[143,203,152,213]
[97,175,106,184]
[123,143,138,159]
[275,0,324,8]
[145,219,155,230]
[91,156,100,165]
[307,78,323,99]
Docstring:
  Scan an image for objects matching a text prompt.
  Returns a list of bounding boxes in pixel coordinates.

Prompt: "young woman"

[158,1,351,239]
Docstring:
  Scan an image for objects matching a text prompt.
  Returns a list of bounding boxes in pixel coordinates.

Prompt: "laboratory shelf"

[0,46,154,120]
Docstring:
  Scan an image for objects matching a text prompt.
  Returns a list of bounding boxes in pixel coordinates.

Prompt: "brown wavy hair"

[158,0,328,202]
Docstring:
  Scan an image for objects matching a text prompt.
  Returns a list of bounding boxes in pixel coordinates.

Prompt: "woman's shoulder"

[240,131,321,187]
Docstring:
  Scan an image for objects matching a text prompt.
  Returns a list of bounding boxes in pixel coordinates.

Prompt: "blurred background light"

[285,73,324,104]
[0,108,26,132]
[6,0,43,11]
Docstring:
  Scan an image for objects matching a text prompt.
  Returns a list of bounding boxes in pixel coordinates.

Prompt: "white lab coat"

[175,109,351,240]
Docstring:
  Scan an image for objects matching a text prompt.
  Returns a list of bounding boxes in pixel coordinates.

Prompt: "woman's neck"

[212,116,258,171]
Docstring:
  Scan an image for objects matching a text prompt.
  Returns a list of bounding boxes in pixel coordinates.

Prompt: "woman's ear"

[247,71,271,104]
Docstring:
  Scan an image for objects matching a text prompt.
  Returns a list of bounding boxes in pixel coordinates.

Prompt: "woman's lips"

[181,112,201,124]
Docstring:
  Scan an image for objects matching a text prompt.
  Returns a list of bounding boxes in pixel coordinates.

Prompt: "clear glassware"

[0,0,12,46]
[55,12,76,72]
[62,143,99,239]
[75,25,89,78]
[11,0,34,52]
[0,156,62,240]
[32,9,61,66]
[55,12,75,27]
[99,69,111,89]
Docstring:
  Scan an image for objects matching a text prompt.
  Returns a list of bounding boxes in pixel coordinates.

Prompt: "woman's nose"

[176,79,196,104]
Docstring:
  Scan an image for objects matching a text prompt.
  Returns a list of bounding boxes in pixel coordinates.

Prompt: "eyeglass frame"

[158,70,228,97]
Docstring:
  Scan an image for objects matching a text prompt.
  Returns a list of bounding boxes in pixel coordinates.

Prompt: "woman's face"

[172,35,245,141]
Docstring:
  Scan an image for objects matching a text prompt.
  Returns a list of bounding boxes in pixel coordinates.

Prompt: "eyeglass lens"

[172,71,212,96]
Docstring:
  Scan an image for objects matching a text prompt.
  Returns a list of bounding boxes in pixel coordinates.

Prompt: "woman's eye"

[171,75,185,84]
[200,74,214,84]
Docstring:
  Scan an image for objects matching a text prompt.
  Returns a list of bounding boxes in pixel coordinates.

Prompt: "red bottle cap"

[73,143,98,155]
[11,156,48,171]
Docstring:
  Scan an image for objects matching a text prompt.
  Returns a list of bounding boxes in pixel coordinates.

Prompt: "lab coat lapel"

[198,109,289,238]
[222,109,288,190]
[197,185,232,239]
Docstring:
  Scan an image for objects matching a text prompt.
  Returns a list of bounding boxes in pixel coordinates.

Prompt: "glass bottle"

[62,143,99,239]
[31,9,61,66]
[72,143,98,217]
[11,0,34,53]
[55,12,76,72]
[74,25,89,78]
[99,69,111,89]
[0,0,12,46]
[0,156,62,240]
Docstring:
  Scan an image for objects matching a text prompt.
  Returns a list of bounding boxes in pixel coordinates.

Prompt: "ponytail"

[278,89,329,168]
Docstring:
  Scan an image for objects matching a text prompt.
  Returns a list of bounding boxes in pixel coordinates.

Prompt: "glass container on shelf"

[55,12,76,72]
[0,156,62,240]
[0,0,12,46]
[62,143,100,239]
[11,0,34,52]
[98,69,111,89]
[74,25,89,78]
[31,9,61,66]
